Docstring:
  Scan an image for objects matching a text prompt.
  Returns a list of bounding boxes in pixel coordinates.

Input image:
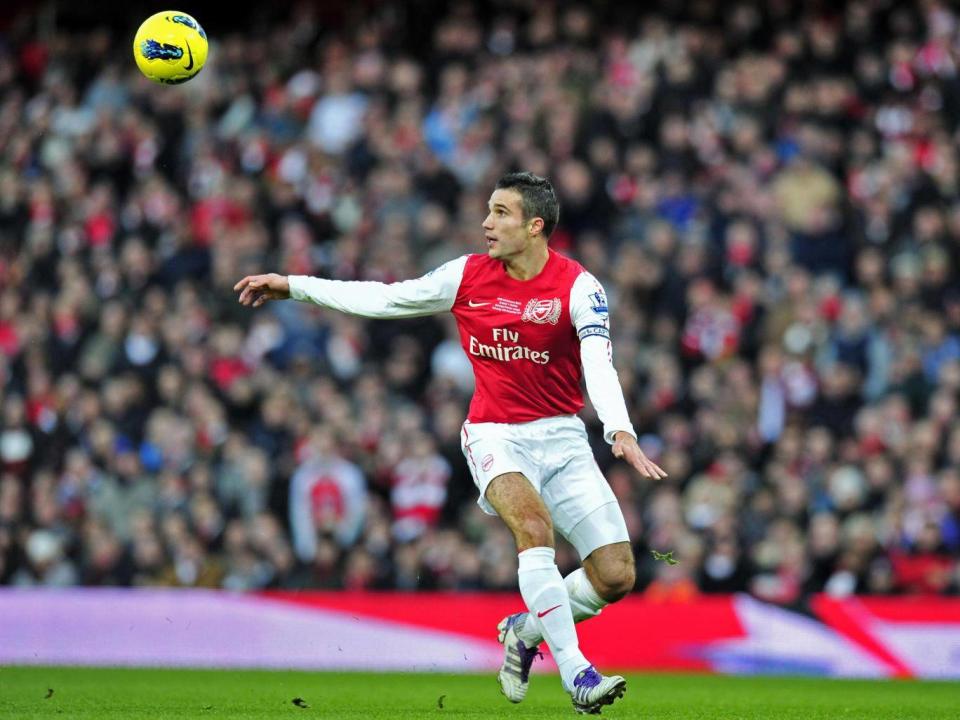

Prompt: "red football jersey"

[451,250,585,424]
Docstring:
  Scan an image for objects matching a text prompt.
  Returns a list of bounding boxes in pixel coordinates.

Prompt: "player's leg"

[520,418,629,712]
[499,511,631,713]
[515,505,634,646]
[485,472,593,694]
[460,422,548,702]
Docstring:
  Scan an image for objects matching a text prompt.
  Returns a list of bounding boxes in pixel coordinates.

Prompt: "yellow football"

[133,11,208,84]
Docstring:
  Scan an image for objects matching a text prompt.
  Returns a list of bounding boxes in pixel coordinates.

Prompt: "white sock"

[517,568,608,647]
[517,547,589,690]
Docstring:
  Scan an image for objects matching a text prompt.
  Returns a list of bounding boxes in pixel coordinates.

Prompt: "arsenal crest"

[521,298,562,325]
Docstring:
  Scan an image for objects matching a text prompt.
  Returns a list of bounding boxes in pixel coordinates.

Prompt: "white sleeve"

[570,271,637,444]
[288,255,468,318]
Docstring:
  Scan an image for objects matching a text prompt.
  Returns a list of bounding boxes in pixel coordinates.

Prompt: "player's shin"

[517,567,608,646]
[516,547,589,690]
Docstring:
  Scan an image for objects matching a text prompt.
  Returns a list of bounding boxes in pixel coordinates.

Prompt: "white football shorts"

[460,414,630,559]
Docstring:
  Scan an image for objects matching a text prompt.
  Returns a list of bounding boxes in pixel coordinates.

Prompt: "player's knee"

[513,514,554,550]
[594,560,636,602]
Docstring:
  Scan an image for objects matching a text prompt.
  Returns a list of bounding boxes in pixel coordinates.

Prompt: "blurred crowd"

[1,0,959,606]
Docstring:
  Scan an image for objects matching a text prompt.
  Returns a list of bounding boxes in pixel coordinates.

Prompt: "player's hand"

[612,431,668,479]
[234,274,290,307]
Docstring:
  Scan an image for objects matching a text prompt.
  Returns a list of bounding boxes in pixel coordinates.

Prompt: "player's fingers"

[647,460,668,478]
[233,276,251,292]
[243,281,266,303]
[634,450,667,478]
[625,450,650,476]
[638,454,660,474]
[636,453,667,479]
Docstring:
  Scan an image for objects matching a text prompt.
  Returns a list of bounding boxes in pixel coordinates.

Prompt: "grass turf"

[2,667,959,719]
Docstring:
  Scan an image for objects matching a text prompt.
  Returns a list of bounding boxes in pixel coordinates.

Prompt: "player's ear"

[528,216,545,237]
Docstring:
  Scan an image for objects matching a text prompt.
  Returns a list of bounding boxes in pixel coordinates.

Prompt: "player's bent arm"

[288,255,468,319]
[580,336,638,444]
[570,271,637,444]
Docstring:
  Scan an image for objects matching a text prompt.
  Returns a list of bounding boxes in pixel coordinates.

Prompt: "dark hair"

[495,172,559,239]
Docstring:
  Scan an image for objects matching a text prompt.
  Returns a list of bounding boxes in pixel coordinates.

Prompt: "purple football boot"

[570,665,626,715]
[496,613,542,702]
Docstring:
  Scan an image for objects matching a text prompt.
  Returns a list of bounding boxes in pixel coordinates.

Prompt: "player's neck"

[503,243,550,281]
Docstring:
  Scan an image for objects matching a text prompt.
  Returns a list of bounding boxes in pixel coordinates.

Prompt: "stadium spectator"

[289,426,366,561]
[0,0,958,605]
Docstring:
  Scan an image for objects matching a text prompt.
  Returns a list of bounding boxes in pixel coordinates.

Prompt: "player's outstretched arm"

[234,273,290,307]
[612,431,668,479]
[248,256,468,319]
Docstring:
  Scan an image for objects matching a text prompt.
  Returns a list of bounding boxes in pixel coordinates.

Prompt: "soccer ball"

[133,11,208,85]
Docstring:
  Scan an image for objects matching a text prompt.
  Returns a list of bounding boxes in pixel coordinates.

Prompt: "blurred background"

[1,0,959,610]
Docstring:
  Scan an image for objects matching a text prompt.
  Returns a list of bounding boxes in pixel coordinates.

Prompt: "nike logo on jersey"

[467,300,490,307]
[538,604,562,618]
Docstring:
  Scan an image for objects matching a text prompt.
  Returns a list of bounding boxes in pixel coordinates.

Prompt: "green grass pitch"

[2,667,959,719]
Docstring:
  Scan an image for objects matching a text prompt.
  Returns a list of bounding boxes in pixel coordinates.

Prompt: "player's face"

[482,189,534,260]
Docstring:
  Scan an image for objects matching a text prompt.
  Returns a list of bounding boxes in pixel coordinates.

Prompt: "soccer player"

[235,172,667,714]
